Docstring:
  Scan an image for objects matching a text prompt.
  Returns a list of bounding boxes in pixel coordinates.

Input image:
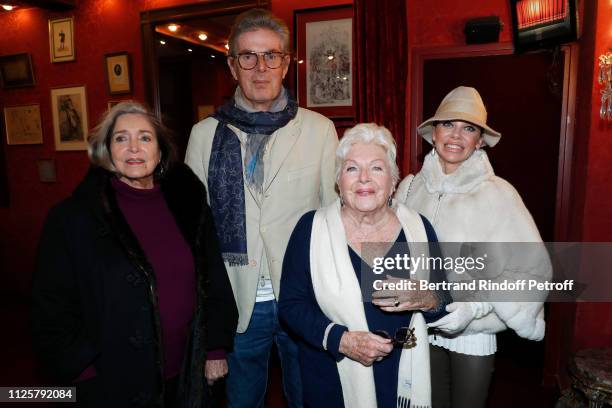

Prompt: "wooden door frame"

[408,42,577,242]
[140,0,269,118]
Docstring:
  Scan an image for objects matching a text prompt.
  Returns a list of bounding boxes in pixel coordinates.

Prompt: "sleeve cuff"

[326,324,348,361]
[206,348,227,360]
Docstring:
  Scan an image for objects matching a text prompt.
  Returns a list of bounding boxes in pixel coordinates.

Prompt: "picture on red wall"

[0,53,35,89]
[49,17,75,63]
[295,5,356,119]
[50,86,88,151]
[105,52,132,95]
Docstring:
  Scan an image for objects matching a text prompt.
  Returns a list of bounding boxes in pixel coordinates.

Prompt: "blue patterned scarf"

[208,88,298,266]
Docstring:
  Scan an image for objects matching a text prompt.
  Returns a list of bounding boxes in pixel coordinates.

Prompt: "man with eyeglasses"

[185,8,338,408]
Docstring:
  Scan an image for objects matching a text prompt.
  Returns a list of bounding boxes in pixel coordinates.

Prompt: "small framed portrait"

[3,104,43,145]
[50,85,89,151]
[0,53,35,89]
[105,52,132,95]
[294,5,355,119]
[49,17,75,63]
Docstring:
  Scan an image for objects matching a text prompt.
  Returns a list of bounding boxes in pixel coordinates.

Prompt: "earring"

[340,196,345,206]
[387,196,393,207]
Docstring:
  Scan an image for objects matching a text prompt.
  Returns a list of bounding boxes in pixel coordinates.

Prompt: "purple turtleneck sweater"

[112,177,196,379]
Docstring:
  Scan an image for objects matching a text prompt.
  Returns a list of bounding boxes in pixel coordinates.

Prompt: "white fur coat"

[396,149,551,343]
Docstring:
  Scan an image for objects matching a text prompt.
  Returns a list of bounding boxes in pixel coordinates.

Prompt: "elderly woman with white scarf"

[278,123,449,408]
[394,86,551,408]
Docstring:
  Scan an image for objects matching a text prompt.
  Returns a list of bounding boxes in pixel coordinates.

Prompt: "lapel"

[263,112,302,193]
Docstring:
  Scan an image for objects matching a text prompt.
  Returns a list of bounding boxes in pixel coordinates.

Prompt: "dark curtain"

[354,0,408,172]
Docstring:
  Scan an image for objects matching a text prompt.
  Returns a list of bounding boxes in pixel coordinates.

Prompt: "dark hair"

[228,8,290,56]
[88,101,177,180]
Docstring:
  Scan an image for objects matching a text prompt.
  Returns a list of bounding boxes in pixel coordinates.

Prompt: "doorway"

[411,43,576,405]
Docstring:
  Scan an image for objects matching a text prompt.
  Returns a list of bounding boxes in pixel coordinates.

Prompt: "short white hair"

[335,123,400,186]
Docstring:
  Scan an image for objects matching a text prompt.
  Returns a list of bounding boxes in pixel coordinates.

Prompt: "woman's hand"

[371,275,438,312]
[339,331,393,366]
[204,359,228,385]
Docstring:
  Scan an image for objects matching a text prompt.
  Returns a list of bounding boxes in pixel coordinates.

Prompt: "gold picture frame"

[49,17,75,63]
[50,85,88,151]
[3,104,43,145]
[105,52,132,95]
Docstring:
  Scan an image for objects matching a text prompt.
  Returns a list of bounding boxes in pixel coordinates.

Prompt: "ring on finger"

[394,297,400,307]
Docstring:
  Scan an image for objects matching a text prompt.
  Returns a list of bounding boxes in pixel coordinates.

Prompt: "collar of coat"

[421,149,495,195]
[72,164,206,248]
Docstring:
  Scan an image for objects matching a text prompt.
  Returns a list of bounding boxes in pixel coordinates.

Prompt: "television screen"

[510,0,578,53]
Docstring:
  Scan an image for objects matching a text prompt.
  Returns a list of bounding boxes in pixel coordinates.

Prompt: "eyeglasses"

[372,327,417,348]
[231,51,286,70]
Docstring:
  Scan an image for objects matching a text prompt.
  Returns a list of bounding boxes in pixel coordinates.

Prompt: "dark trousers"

[430,344,495,408]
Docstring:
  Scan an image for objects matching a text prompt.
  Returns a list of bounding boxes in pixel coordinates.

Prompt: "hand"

[371,275,438,312]
[338,331,393,366]
[205,359,228,386]
[427,302,484,334]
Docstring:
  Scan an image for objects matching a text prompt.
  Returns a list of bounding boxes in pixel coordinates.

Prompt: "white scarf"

[310,199,432,408]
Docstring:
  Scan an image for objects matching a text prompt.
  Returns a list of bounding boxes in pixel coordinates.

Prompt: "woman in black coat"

[31,102,238,408]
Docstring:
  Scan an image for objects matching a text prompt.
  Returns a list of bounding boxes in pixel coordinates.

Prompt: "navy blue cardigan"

[278,211,449,407]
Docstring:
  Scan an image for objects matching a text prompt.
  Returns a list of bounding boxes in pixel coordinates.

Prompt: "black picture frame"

[0,53,35,89]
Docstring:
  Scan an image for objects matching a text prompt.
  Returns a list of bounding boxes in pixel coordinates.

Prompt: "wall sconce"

[599,50,612,121]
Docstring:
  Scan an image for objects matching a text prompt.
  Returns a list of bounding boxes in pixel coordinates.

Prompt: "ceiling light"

[1,4,15,11]
[187,48,193,52]
[160,40,166,45]
[167,24,178,32]
[298,60,304,64]
[327,55,334,60]
[224,43,229,50]
[198,33,208,41]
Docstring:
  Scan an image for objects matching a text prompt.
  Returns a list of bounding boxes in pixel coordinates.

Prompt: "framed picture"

[3,104,43,145]
[105,52,132,95]
[294,5,355,119]
[36,159,57,183]
[0,53,35,89]
[49,17,75,63]
[50,86,88,151]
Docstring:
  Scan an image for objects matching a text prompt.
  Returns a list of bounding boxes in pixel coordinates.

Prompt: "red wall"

[0,1,146,296]
[571,0,612,362]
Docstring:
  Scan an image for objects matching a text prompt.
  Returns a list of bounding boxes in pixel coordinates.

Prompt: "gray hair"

[87,101,177,178]
[335,123,400,187]
[228,8,290,55]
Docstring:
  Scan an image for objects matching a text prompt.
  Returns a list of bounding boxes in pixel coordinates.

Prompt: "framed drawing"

[50,86,89,151]
[105,52,132,95]
[49,17,75,63]
[4,104,43,145]
[294,5,355,119]
[0,53,35,89]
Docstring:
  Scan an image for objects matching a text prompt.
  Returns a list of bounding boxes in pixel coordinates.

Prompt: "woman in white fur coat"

[394,86,551,408]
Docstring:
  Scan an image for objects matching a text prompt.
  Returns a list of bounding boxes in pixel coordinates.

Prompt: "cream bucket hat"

[417,86,501,147]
